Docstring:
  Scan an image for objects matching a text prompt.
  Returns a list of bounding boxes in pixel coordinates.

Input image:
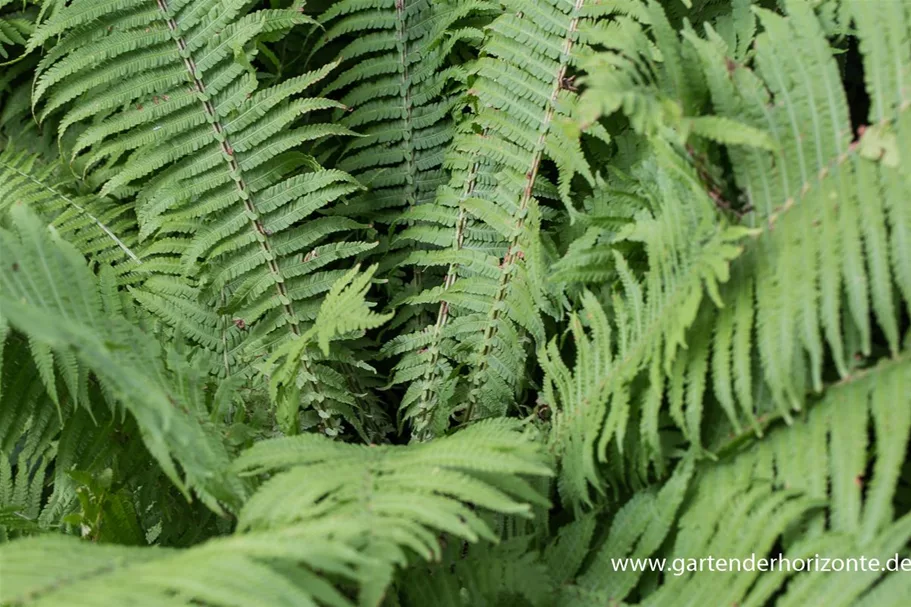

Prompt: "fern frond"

[683,0,911,417]
[29,0,389,433]
[234,417,551,604]
[315,0,489,225]
[0,0,33,60]
[0,525,368,606]
[261,264,392,436]
[388,0,601,439]
[541,145,752,508]
[568,354,911,606]
[0,205,245,512]
[0,146,140,272]
[0,418,550,607]
[553,0,911,506]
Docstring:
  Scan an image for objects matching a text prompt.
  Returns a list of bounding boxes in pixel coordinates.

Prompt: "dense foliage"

[1,0,910,604]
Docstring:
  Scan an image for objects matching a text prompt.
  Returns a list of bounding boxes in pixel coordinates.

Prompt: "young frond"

[541,147,751,508]
[261,265,392,437]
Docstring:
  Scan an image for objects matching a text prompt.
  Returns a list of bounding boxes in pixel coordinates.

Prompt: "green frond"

[0,146,140,273]
[565,354,911,607]
[0,525,368,606]
[261,265,392,437]
[388,0,598,440]
[0,205,245,512]
[0,418,550,607]
[542,146,752,508]
[6,0,911,604]
[234,417,550,602]
[0,0,33,60]
[29,0,391,436]
[683,0,911,416]
[315,0,490,226]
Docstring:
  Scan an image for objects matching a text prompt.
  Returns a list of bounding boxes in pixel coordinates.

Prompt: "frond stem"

[155,0,300,337]
[463,0,586,422]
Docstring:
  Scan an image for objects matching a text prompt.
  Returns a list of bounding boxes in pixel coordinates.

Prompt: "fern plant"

[2,0,911,606]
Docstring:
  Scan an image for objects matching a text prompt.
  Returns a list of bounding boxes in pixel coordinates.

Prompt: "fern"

[0,3,30,63]
[2,0,911,605]
[1,418,551,607]
[559,354,911,607]
[313,0,487,226]
[0,205,245,512]
[541,144,752,507]
[0,146,140,270]
[27,0,398,436]
[387,0,602,439]
[29,0,366,353]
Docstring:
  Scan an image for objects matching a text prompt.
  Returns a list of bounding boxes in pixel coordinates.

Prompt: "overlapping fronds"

[407,355,911,606]
[401,458,692,606]
[0,206,245,512]
[233,417,551,604]
[561,354,911,606]
[544,0,911,506]
[0,419,551,607]
[0,146,140,273]
[314,0,489,227]
[2,0,911,604]
[27,0,395,437]
[541,145,752,508]
[386,0,609,439]
[261,264,393,437]
[0,0,33,60]
[688,0,911,418]
[28,0,369,354]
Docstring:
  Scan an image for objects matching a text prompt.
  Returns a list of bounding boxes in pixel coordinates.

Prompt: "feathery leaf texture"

[548,0,911,507]
[27,0,391,436]
[0,419,551,607]
[0,206,245,512]
[387,0,596,438]
[0,0,33,60]
[29,0,369,358]
[0,146,140,271]
[2,0,911,605]
[314,0,488,225]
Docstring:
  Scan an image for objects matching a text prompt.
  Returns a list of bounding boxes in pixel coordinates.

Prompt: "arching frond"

[0,146,140,273]
[234,417,551,604]
[0,206,245,512]
[549,0,911,507]
[0,418,551,607]
[688,0,911,417]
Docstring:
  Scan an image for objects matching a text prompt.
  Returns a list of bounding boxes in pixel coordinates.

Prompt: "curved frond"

[0,206,245,512]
